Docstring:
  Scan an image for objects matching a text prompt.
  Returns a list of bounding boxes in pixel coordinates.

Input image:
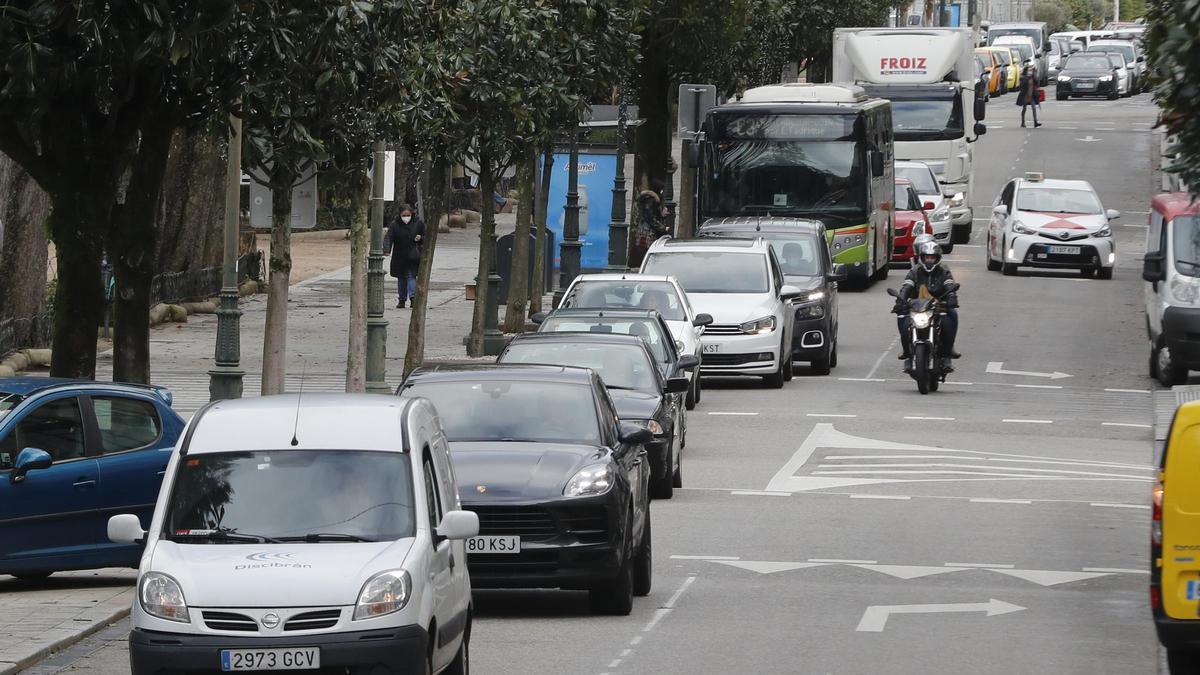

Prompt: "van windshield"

[163,450,415,543]
[1173,216,1200,276]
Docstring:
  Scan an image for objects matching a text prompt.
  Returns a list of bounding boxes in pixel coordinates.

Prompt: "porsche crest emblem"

[476,485,487,494]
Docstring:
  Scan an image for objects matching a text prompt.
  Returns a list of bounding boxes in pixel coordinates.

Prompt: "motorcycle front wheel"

[914,343,931,395]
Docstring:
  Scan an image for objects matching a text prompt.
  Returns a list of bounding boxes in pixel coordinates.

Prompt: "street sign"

[677,83,717,136]
[248,166,318,231]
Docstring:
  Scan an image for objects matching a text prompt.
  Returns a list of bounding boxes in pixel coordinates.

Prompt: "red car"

[892,178,933,266]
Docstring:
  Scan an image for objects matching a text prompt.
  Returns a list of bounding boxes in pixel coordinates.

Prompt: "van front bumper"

[128,625,428,674]
[1163,306,1200,368]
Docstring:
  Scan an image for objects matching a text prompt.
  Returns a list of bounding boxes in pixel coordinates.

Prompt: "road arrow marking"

[992,569,1112,586]
[1077,135,1102,142]
[712,560,828,574]
[851,564,968,580]
[856,599,1025,632]
[986,361,1072,380]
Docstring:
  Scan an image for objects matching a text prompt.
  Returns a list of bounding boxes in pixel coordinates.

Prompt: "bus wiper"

[173,528,282,544]
[278,533,376,543]
[811,189,847,210]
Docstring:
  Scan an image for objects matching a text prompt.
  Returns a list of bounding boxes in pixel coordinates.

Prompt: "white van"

[108,394,478,674]
[1143,193,1200,387]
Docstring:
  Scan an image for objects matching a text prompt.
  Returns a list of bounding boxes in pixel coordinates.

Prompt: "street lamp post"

[209,114,245,402]
[607,96,629,271]
[662,153,676,235]
[365,140,390,393]
[553,130,582,307]
[480,204,505,355]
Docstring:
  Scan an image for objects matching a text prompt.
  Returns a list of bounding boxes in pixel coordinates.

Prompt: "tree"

[0,1,241,380]
[1146,0,1200,196]
[1032,0,1073,32]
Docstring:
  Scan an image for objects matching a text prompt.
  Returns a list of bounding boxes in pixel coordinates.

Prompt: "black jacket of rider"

[896,265,959,310]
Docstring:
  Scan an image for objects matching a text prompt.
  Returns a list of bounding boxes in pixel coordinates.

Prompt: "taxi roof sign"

[1023,171,1045,182]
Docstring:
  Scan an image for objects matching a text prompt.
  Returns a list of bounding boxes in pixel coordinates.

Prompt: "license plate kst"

[702,343,720,354]
[221,648,319,671]
[467,535,520,554]
[1048,245,1081,255]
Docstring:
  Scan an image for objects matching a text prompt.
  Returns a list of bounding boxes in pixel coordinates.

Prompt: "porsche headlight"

[354,570,411,620]
[565,464,614,497]
[1012,221,1036,235]
[739,316,777,334]
[631,419,664,435]
[911,311,934,329]
[140,572,190,623]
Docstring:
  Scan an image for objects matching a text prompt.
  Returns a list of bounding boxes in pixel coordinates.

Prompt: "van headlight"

[740,316,777,334]
[564,464,614,497]
[140,572,190,623]
[911,311,934,329]
[354,570,411,620]
[1169,276,1200,306]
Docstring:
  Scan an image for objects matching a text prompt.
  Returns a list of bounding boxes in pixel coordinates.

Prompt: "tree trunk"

[345,173,370,392]
[158,127,226,273]
[530,148,553,314]
[405,153,449,376]
[110,123,174,384]
[504,149,536,333]
[47,197,107,378]
[0,154,51,327]
[633,38,672,252]
[261,168,296,395]
[467,149,495,357]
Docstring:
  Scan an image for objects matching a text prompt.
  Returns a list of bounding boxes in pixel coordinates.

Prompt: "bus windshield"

[704,140,866,219]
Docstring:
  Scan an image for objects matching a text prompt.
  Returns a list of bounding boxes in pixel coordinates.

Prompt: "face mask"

[401,215,412,224]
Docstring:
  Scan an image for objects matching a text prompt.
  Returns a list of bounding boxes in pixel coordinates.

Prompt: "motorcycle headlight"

[1058,75,1071,82]
[1099,75,1113,81]
[739,316,776,334]
[911,311,934,329]
[1012,221,1036,235]
[354,570,411,620]
[631,419,664,436]
[948,192,965,208]
[140,572,190,623]
[565,463,614,497]
[1093,225,1112,238]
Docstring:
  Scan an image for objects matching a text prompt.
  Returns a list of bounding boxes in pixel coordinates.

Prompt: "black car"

[697,218,846,375]
[533,308,686,380]
[497,333,692,499]
[397,364,653,616]
[1055,53,1121,100]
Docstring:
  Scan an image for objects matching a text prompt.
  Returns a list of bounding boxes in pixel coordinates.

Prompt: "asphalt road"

[23,93,1165,674]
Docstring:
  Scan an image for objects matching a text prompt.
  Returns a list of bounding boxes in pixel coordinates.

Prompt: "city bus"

[697,83,894,284]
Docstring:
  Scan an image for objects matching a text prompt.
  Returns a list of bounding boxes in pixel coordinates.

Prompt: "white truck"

[833,27,986,244]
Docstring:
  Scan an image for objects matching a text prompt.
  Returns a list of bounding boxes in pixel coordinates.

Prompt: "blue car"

[0,378,184,580]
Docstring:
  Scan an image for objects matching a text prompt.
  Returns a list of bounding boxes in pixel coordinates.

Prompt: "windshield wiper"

[811,189,847,210]
[604,384,638,391]
[172,528,282,544]
[1176,259,1200,270]
[277,533,376,543]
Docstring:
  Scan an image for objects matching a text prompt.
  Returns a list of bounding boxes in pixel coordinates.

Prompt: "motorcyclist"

[894,241,961,373]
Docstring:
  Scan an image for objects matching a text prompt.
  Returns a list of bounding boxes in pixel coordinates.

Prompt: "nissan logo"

[261,612,280,629]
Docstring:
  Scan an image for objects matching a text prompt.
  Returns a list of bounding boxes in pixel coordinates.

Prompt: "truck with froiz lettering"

[833,27,987,245]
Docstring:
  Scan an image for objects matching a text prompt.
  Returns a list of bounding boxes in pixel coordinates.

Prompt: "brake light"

[1151,584,1161,610]
[1152,476,1164,546]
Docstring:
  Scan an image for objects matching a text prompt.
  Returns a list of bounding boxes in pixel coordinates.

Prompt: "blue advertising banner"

[546,151,617,272]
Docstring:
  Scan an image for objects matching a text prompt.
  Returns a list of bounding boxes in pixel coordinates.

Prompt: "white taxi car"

[986,172,1120,279]
[108,395,478,675]
[640,238,801,388]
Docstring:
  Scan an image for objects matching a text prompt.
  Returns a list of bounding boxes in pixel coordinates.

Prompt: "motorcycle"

[888,281,959,394]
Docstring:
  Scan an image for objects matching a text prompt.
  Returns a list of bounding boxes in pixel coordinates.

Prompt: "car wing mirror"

[436,510,480,541]
[1106,209,1121,221]
[780,284,803,300]
[692,313,714,327]
[992,204,1008,216]
[677,354,700,370]
[665,376,690,394]
[923,201,937,211]
[530,312,547,325]
[107,514,147,545]
[827,263,848,283]
[10,447,51,484]
[618,422,653,446]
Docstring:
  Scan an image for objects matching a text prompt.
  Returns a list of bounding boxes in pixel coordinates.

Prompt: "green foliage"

[1033,0,1073,32]
[1121,0,1149,19]
[1146,0,1200,196]
[1062,0,1109,28]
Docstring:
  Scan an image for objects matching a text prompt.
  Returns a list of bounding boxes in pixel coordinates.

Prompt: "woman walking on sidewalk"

[384,203,425,308]
[1017,64,1042,128]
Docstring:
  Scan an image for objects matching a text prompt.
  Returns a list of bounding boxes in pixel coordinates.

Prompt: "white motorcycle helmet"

[910,232,936,267]
[916,241,942,273]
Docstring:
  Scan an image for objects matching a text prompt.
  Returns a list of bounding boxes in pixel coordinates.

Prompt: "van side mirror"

[871,151,885,178]
[10,448,51,484]
[677,354,700,370]
[974,97,987,121]
[1143,252,1167,284]
[973,122,987,137]
[107,514,147,545]
[436,510,480,541]
[827,263,848,283]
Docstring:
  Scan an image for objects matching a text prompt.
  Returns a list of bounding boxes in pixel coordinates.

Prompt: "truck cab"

[1143,193,1200,387]
[833,28,986,246]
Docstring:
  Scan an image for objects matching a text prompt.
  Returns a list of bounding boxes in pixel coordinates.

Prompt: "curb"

[1,597,131,674]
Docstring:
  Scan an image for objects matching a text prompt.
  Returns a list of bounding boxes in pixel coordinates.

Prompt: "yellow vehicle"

[979,46,1018,94]
[975,48,1003,96]
[1154,400,1200,672]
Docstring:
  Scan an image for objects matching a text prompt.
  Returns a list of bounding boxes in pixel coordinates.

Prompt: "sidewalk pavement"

[96,216,535,413]
[0,569,135,675]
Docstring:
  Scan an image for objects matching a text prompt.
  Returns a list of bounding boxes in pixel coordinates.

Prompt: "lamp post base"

[365,316,390,394]
[208,367,245,402]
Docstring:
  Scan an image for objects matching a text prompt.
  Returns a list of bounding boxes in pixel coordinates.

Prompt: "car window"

[93,396,162,453]
[1148,210,1165,253]
[1106,53,1124,68]
[401,380,602,445]
[0,392,23,425]
[896,165,939,194]
[11,397,86,462]
[998,181,1015,210]
[642,251,769,294]
[764,235,823,276]
[1066,54,1114,70]
[1016,187,1103,214]
[895,184,921,211]
[540,318,671,364]
[1172,216,1200,276]
[422,451,443,533]
[501,342,659,392]
[562,280,687,321]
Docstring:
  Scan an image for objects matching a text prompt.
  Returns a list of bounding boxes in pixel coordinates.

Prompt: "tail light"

[1152,476,1164,546]
[1151,584,1161,610]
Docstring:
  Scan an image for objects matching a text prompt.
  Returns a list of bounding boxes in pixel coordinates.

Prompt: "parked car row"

[1056,38,1147,100]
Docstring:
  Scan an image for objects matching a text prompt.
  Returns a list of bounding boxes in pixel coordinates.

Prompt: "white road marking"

[1015,384,1063,389]
[850,494,911,500]
[807,413,857,418]
[955,244,982,248]
[641,575,696,633]
[1102,422,1151,429]
[629,636,642,646]
[1077,135,1103,142]
[1123,223,1150,228]
[707,411,758,416]
[1090,502,1151,509]
[946,562,1015,568]
[852,564,966,579]
[987,361,1072,379]
[993,569,1112,586]
[1002,418,1054,424]
[865,338,899,380]
[1105,388,1151,394]
[970,498,1033,504]
[730,490,791,497]
[1083,567,1150,574]
[839,377,886,382]
[856,599,1025,632]
[714,560,827,574]
[904,416,956,420]
[620,649,632,658]
[670,555,740,560]
[809,558,877,564]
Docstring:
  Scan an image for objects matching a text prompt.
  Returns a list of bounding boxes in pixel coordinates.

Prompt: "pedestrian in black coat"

[383,203,425,308]
[1016,65,1042,128]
